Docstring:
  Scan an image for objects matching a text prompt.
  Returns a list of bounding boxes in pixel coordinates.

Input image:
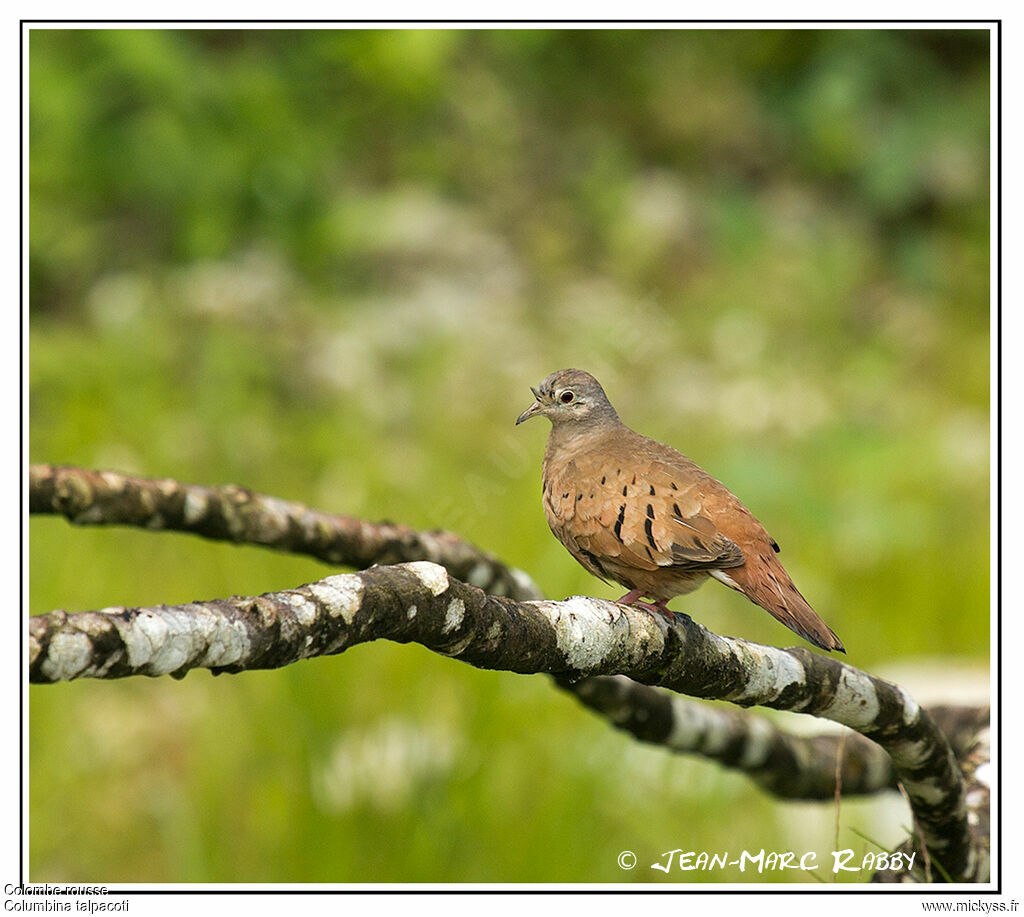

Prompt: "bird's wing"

[543,452,744,575]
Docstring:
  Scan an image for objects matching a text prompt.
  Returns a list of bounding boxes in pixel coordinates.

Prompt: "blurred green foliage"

[29,27,989,884]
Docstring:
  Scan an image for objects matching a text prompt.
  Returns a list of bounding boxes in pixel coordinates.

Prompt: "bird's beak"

[515,388,544,426]
[515,401,544,425]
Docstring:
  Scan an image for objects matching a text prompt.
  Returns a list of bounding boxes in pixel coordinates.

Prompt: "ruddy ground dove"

[516,369,845,652]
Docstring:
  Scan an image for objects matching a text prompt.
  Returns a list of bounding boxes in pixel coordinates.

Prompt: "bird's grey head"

[515,369,621,428]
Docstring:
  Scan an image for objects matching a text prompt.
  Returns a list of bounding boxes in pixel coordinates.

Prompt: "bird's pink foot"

[617,591,676,621]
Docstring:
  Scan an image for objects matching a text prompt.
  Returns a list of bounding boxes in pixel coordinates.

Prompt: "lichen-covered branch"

[871,705,990,883]
[29,463,542,600]
[28,561,983,882]
[561,674,898,799]
[562,678,986,803]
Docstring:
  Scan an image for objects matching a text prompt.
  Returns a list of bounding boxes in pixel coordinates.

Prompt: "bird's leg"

[616,591,677,622]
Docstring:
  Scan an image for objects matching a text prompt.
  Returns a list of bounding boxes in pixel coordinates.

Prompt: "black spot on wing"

[614,505,626,543]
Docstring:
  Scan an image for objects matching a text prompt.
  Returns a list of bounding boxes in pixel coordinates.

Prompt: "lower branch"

[872,706,990,883]
[562,674,898,799]
[29,561,984,883]
[563,677,987,803]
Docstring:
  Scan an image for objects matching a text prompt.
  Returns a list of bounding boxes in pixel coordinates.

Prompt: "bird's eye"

[559,390,575,404]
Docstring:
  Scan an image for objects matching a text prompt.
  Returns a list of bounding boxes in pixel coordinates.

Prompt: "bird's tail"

[710,563,845,653]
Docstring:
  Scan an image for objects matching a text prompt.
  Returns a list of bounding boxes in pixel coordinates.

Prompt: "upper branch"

[28,561,983,883]
[29,463,542,600]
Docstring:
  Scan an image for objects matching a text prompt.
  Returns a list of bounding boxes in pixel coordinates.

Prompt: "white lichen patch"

[898,684,921,724]
[665,698,715,750]
[308,574,364,624]
[281,591,318,626]
[892,737,932,769]
[819,667,881,729]
[75,503,112,525]
[40,632,94,682]
[731,645,806,704]
[117,605,248,674]
[118,609,168,668]
[466,563,492,588]
[419,537,441,562]
[902,775,949,807]
[668,702,773,764]
[544,597,626,671]
[113,606,211,674]
[183,489,209,524]
[197,616,251,669]
[442,597,465,635]
[100,470,127,490]
[485,620,503,642]
[737,716,776,768]
[404,561,450,596]
[255,495,293,539]
[407,605,418,620]
[510,567,542,598]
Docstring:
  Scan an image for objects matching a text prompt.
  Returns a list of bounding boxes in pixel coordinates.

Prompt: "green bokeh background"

[28,27,990,884]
